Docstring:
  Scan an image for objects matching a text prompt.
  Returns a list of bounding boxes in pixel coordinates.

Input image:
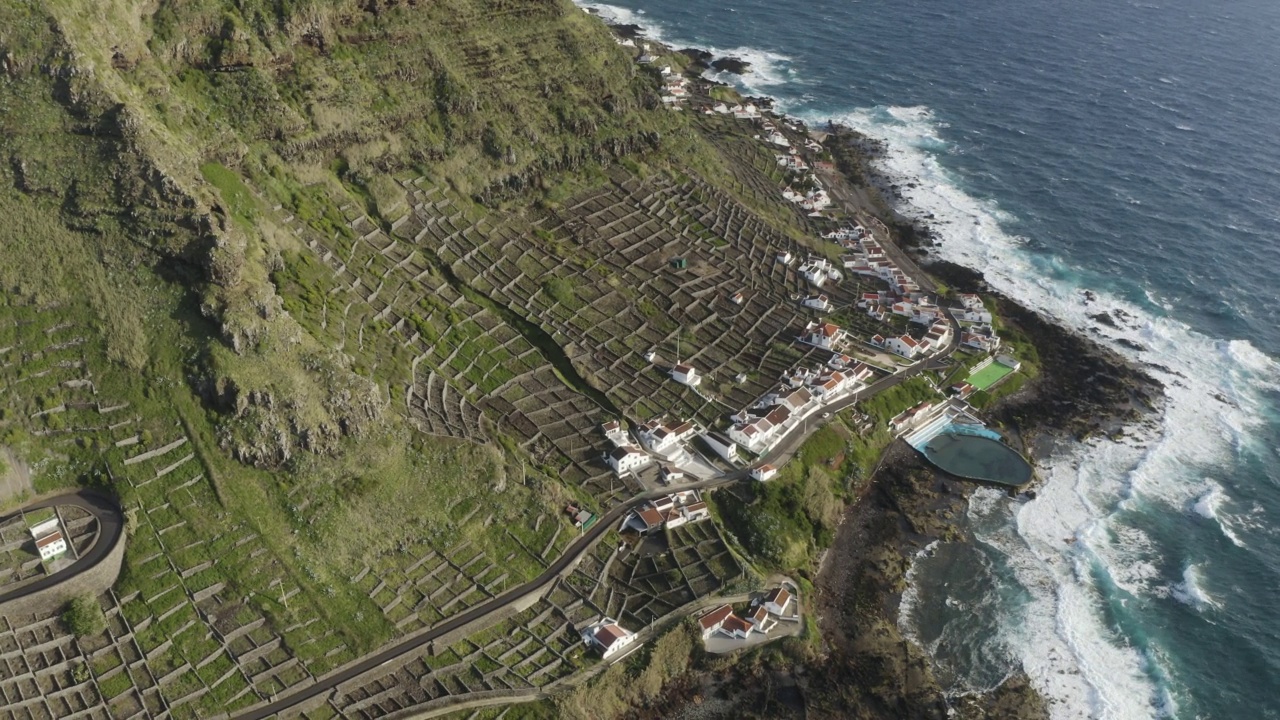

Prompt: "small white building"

[885,334,923,358]
[751,464,779,482]
[698,605,735,639]
[728,418,774,453]
[671,363,702,387]
[701,432,740,462]
[30,518,67,562]
[582,619,639,660]
[601,420,631,448]
[956,307,993,323]
[776,250,793,265]
[606,446,651,476]
[763,587,793,616]
[638,418,699,454]
[802,294,831,312]
[800,321,848,351]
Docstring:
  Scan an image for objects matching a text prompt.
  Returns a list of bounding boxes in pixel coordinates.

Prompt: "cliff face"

[0,0,675,468]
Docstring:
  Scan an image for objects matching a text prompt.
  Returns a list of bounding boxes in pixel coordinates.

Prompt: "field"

[966,361,1016,390]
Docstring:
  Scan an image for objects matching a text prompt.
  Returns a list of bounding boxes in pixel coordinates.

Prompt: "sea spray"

[820,102,1280,718]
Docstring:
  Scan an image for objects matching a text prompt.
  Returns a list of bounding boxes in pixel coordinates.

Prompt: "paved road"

[0,491,125,605]
[237,120,968,720]
[235,325,962,718]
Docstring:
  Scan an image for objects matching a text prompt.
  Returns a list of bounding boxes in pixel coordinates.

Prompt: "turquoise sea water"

[575,1,1280,717]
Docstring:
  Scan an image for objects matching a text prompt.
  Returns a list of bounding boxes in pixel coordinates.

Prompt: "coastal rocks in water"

[711,56,751,74]
[1089,311,1119,329]
[678,47,713,71]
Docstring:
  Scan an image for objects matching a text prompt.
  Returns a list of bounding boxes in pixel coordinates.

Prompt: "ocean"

[575,0,1280,717]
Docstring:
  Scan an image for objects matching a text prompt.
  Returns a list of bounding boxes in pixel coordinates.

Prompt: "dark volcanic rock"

[928,259,1163,439]
[605,22,644,39]
[677,47,713,71]
[711,56,751,74]
[1089,311,1119,328]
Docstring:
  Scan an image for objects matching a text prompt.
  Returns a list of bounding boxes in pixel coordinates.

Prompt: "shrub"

[63,594,107,638]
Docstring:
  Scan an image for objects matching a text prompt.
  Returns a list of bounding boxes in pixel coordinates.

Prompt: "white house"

[671,363,701,387]
[810,370,851,398]
[701,432,740,462]
[890,401,935,433]
[728,417,776,453]
[751,464,779,482]
[763,587,793,616]
[681,501,711,524]
[801,321,848,351]
[747,605,773,632]
[775,387,815,413]
[601,420,630,448]
[606,446,651,476]
[925,322,952,349]
[698,604,735,639]
[956,306,993,323]
[660,465,685,484]
[885,334,923,358]
[847,362,875,384]
[30,518,67,562]
[802,294,831,312]
[800,189,831,211]
[777,154,808,171]
[638,418,698,454]
[959,293,984,310]
[775,250,793,264]
[962,328,1001,352]
[583,619,639,660]
[765,131,790,147]
[828,352,855,369]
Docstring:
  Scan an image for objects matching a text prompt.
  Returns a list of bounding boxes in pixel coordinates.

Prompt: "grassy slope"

[0,0,885,714]
[0,0,673,696]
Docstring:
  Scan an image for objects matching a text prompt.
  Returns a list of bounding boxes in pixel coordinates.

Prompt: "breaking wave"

[821,103,1280,719]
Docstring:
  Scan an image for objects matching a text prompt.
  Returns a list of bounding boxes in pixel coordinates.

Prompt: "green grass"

[200,162,260,228]
[966,361,1016,390]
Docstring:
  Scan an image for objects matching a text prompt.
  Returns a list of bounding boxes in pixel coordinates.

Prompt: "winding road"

[0,490,125,606]
[236,310,961,719]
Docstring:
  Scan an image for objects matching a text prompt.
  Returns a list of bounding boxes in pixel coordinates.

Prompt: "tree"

[62,594,106,638]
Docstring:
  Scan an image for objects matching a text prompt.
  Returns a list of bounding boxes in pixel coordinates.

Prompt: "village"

[0,18,1037,719]
[566,37,1028,664]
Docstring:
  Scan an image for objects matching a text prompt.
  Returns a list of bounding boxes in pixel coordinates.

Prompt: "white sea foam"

[1171,564,1221,610]
[576,2,669,42]
[1192,480,1246,548]
[700,46,797,96]
[821,103,1280,719]
[573,1,798,99]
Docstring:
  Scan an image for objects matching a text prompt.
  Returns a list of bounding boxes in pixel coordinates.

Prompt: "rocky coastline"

[587,23,1165,719]
[803,263,1163,719]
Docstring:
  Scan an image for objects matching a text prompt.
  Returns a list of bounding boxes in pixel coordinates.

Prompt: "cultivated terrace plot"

[277,195,633,505]
[548,524,744,635]
[401,168,868,432]
[315,602,585,719]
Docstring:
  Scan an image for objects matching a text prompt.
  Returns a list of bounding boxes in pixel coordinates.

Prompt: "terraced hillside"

[0,0,888,717]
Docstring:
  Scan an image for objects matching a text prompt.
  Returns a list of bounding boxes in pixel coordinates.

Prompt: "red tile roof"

[698,604,735,631]
[594,624,629,648]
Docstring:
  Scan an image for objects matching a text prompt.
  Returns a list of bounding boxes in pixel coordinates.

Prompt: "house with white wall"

[800,321,848,350]
[606,446,651,476]
[885,334,923,358]
[582,619,639,660]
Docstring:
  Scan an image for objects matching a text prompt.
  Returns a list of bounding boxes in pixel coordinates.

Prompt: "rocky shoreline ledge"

[805,257,1163,718]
